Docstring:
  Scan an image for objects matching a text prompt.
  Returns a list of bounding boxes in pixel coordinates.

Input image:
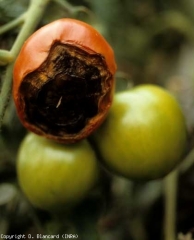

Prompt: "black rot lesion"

[19,41,112,136]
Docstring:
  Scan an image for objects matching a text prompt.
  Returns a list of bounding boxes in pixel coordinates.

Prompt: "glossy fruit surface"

[93,84,187,180]
[13,18,116,143]
[17,133,99,211]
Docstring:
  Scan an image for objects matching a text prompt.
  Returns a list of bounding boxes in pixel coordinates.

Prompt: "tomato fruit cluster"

[15,19,188,212]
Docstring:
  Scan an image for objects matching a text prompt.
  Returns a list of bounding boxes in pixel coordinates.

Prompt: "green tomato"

[93,84,187,180]
[17,133,99,212]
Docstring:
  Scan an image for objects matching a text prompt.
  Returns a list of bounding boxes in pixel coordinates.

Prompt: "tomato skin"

[17,133,99,212]
[93,84,188,180]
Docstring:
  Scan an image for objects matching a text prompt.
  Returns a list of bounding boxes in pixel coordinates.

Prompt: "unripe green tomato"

[93,84,187,180]
[17,133,99,212]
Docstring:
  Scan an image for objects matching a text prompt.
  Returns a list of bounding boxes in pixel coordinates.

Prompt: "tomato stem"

[0,50,14,65]
[53,0,91,17]
[0,0,51,129]
[0,13,26,36]
[163,169,178,240]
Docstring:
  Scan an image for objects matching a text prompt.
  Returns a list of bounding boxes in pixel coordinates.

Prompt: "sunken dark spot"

[19,42,111,136]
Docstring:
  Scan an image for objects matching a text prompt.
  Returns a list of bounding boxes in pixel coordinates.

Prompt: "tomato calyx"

[19,41,112,137]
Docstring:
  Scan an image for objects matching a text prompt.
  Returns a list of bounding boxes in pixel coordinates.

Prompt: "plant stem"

[163,169,178,240]
[0,50,14,65]
[0,13,26,35]
[0,0,51,128]
[53,0,90,16]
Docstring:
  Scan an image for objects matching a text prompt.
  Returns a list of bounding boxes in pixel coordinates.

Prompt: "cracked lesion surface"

[19,41,112,136]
